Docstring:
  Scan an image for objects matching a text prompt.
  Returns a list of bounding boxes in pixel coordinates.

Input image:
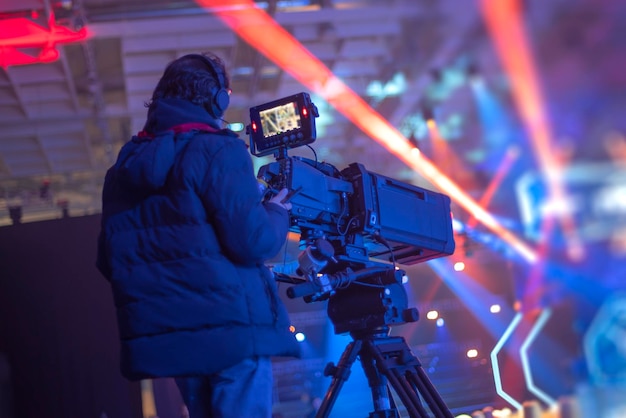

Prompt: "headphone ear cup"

[211,87,230,118]
[181,53,229,117]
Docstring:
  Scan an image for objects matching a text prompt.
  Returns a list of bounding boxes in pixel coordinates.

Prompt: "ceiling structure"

[0,0,548,223]
[0,0,623,235]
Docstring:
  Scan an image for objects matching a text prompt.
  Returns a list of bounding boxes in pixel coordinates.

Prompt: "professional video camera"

[248,93,456,417]
[248,92,455,328]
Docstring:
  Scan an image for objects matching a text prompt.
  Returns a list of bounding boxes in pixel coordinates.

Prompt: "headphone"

[185,53,230,118]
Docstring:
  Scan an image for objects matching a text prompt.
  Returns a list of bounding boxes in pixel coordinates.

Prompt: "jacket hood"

[110,98,223,191]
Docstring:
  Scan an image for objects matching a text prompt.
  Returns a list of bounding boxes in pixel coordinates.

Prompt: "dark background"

[0,215,142,418]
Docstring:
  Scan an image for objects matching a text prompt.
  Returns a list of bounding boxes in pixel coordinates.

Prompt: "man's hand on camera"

[269,188,292,211]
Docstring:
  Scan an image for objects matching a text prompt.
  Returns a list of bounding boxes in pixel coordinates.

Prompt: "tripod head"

[326,268,419,335]
[275,237,419,335]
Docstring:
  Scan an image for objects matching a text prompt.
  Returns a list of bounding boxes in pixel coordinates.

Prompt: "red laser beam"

[0,11,88,67]
[197,0,538,262]
[427,121,479,191]
[480,0,584,260]
[467,146,520,230]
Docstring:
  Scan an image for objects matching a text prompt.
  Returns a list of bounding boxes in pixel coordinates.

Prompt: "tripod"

[315,327,454,418]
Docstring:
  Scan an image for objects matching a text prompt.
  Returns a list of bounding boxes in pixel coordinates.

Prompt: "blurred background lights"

[426,310,439,320]
[295,332,306,342]
[492,408,513,417]
[436,318,445,327]
[227,122,245,132]
[490,304,502,313]
[467,349,479,358]
[454,261,466,271]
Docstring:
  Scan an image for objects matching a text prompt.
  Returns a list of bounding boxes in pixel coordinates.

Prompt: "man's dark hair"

[146,52,230,116]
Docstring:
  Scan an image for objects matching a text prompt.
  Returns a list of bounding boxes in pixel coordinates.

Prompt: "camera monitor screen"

[248,92,318,157]
[259,102,301,138]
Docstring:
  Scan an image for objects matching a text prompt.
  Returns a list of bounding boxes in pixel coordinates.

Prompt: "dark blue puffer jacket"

[96,98,300,380]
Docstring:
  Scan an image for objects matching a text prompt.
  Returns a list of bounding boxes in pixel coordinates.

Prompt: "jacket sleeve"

[198,138,290,265]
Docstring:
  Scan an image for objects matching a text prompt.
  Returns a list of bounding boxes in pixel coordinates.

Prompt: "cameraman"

[96,52,300,418]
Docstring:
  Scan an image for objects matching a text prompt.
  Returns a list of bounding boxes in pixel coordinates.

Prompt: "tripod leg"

[366,338,454,418]
[384,367,430,417]
[363,339,428,418]
[405,367,454,418]
[315,340,362,418]
[359,350,399,418]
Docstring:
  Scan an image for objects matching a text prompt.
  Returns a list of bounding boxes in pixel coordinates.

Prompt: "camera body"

[248,93,455,273]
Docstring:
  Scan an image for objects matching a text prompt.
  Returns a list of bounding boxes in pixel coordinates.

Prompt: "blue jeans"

[175,356,273,418]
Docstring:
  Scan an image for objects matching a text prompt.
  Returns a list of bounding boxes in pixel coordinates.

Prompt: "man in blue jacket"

[96,52,300,418]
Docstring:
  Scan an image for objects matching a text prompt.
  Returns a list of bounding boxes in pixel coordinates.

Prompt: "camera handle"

[285,265,393,302]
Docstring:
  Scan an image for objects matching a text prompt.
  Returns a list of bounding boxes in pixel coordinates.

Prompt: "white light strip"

[519,308,557,406]
[490,312,524,411]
